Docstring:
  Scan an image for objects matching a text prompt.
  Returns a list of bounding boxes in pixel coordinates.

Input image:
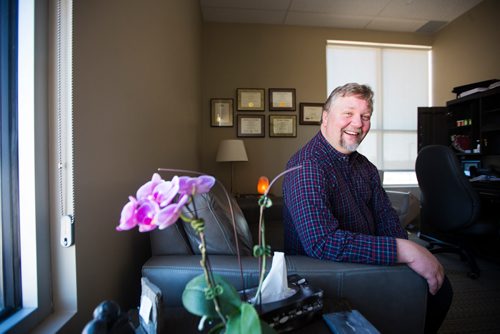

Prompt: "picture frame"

[269,115,297,137]
[269,88,296,111]
[210,98,234,127]
[299,102,323,125]
[237,88,265,111]
[237,115,265,137]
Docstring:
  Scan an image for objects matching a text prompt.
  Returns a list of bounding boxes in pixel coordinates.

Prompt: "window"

[0,0,74,332]
[326,41,431,185]
[0,0,21,321]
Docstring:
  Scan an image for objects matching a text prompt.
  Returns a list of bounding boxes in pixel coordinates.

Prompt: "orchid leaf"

[226,302,262,334]
[182,274,242,318]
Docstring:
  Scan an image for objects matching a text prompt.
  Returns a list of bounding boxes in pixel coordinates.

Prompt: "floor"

[409,231,500,333]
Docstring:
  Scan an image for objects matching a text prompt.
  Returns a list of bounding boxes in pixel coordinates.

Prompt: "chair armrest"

[142,254,426,334]
[386,190,421,227]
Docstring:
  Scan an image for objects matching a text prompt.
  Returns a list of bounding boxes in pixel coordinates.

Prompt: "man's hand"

[396,238,444,295]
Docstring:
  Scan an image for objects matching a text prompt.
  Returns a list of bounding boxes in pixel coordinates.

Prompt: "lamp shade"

[216,139,248,162]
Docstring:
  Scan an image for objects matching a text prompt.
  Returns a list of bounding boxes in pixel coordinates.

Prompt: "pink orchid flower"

[116,196,138,231]
[178,175,216,196]
[156,194,189,230]
[117,173,216,233]
[136,173,164,200]
[153,176,180,207]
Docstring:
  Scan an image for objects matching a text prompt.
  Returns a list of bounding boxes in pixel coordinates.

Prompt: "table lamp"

[216,139,248,193]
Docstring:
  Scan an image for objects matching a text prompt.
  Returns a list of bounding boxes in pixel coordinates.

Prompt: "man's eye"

[362,115,371,121]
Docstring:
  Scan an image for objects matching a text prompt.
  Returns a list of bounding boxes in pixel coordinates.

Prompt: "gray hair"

[323,83,374,113]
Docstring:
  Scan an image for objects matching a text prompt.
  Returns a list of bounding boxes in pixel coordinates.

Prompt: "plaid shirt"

[283,132,408,265]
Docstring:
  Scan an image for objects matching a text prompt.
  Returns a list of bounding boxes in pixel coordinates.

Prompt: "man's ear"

[321,110,328,126]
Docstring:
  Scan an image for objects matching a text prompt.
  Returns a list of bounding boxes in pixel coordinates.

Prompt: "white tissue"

[256,251,296,304]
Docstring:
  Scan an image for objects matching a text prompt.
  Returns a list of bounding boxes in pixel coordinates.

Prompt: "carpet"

[409,232,500,333]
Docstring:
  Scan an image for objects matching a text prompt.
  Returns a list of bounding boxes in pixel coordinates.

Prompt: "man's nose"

[351,114,362,127]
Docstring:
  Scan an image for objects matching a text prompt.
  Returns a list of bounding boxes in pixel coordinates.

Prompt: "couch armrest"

[142,254,426,334]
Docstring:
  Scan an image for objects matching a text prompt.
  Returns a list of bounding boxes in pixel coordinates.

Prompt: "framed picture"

[299,102,323,125]
[210,98,234,127]
[269,88,296,111]
[237,88,265,111]
[269,115,296,137]
[237,115,265,137]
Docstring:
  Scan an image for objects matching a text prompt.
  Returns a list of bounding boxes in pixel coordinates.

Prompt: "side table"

[236,194,284,250]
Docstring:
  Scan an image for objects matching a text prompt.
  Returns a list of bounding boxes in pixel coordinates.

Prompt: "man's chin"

[341,140,360,153]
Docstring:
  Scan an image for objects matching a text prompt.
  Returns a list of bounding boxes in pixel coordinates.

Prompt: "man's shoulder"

[288,133,327,166]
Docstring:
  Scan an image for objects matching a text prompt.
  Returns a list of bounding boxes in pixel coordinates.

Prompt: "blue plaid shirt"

[283,132,408,265]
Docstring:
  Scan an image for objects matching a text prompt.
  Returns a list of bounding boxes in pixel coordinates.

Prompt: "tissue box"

[240,274,324,332]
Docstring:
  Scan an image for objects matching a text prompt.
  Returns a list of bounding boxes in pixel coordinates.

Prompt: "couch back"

[150,181,255,256]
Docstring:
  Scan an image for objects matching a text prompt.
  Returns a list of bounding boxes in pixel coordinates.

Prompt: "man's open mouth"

[343,129,360,137]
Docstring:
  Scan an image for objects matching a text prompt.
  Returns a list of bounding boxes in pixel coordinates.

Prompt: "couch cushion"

[150,223,193,255]
[182,186,254,256]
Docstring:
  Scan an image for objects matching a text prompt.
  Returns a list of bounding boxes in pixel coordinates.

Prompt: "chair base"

[418,232,480,279]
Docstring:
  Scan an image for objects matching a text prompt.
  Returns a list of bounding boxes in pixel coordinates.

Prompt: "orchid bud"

[257,176,269,194]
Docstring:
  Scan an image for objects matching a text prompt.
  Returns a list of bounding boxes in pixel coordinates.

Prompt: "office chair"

[415,145,498,279]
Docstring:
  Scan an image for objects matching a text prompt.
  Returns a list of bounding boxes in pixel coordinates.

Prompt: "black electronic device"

[239,274,324,332]
[461,159,481,177]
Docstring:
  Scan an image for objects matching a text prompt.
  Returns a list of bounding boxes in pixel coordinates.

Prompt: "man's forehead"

[334,95,370,112]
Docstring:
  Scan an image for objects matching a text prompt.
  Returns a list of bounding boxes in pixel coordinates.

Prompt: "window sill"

[0,308,35,333]
[31,310,76,334]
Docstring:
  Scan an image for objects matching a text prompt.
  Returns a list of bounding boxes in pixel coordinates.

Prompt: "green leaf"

[226,303,262,334]
[182,274,242,318]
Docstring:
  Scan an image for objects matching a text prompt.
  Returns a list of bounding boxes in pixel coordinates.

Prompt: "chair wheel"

[467,271,479,279]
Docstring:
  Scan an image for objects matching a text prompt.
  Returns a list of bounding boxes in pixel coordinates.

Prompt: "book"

[322,309,380,334]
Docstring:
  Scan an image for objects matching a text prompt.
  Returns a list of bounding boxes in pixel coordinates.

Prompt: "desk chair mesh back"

[415,145,495,278]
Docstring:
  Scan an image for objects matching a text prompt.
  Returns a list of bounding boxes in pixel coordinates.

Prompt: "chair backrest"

[415,145,481,232]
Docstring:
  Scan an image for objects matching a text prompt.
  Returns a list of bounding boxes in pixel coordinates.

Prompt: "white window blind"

[326,41,431,184]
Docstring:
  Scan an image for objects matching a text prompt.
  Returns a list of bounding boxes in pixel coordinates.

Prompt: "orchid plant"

[116,167,300,333]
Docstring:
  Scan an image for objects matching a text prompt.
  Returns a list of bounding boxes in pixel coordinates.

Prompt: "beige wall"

[65,0,202,331]
[201,24,431,196]
[433,0,500,105]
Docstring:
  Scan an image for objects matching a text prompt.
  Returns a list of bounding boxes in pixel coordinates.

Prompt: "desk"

[236,194,284,251]
[471,181,500,222]
[471,180,500,198]
[469,181,500,263]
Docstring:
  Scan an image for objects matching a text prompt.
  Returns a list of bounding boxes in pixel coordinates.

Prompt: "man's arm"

[396,238,444,295]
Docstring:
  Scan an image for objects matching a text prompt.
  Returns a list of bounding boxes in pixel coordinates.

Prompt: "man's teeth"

[344,130,359,136]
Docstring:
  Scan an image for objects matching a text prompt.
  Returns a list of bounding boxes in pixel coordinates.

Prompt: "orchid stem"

[253,203,267,305]
[198,232,227,326]
[252,165,303,304]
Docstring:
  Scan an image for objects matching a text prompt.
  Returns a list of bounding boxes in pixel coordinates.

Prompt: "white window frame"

[0,0,76,332]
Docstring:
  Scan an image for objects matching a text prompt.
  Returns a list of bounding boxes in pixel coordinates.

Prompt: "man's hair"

[323,83,374,113]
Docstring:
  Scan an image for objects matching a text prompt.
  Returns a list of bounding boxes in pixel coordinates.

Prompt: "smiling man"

[282,83,452,333]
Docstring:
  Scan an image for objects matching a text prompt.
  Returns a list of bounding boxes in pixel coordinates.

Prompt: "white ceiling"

[200,0,484,34]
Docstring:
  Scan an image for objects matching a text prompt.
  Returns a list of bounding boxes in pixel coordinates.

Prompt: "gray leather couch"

[142,182,427,333]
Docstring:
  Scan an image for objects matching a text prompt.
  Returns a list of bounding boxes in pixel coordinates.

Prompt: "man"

[283,83,452,333]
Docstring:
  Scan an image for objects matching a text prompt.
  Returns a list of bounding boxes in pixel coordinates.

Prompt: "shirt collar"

[316,131,359,163]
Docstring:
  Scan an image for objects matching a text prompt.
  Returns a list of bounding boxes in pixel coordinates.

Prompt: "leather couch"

[141,182,427,333]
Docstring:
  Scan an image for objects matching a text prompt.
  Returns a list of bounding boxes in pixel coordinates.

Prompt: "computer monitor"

[462,159,481,177]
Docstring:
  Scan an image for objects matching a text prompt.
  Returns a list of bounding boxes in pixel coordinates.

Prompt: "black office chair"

[415,145,498,279]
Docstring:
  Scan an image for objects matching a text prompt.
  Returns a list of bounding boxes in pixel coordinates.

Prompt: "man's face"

[320,94,371,154]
